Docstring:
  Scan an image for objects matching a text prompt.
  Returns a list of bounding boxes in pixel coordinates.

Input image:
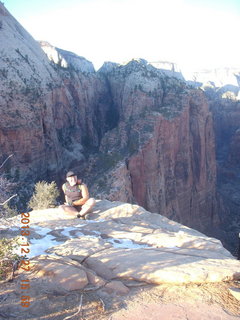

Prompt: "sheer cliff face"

[92,62,218,233]
[207,89,240,252]
[127,93,217,231]
[0,4,112,181]
[0,3,218,235]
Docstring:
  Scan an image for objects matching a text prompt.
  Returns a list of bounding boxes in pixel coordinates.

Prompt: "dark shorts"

[73,205,82,212]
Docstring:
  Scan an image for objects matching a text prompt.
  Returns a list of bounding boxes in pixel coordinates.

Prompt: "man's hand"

[65,197,73,206]
[72,199,85,206]
[72,184,89,206]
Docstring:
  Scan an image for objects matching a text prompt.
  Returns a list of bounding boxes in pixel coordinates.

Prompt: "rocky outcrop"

[204,85,240,254]
[39,41,95,73]
[228,128,240,167]
[1,200,239,319]
[0,2,231,252]
[149,60,184,80]
[0,3,113,183]
[185,67,240,87]
[2,200,239,288]
[89,60,218,236]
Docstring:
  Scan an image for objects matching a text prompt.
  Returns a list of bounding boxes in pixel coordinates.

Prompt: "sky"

[3,0,240,72]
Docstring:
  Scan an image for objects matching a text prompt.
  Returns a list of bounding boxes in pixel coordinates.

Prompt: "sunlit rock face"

[0,3,113,182]
[0,3,60,179]
[39,41,95,73]
[185,67,240,87]
[1,200,239,318]
[88,59,218,236]
[148,60,184,80]
[38,41,68,68]
[0,2,228,249]
[1,200,239,291]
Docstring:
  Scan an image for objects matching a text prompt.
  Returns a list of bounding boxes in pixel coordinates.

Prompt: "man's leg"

[79,198,96,217]
[59,204,78,218]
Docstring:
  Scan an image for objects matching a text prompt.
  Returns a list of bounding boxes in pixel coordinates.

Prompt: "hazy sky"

[3,0,240,72]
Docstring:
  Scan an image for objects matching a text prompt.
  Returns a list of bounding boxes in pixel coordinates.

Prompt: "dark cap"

[66,171,76,178]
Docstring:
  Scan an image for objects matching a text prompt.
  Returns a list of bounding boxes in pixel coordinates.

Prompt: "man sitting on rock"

[59,171,96,219]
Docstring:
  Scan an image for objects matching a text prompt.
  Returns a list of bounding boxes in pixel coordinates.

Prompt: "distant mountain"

[39,41,95,73]
[184,67,240,87]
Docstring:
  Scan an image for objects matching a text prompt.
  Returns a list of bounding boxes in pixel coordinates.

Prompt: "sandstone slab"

[28,255,88,291]
[47,237,111,262]
[102,280,130,296]
[229,287,240,301]
[1,200,240,287]
[85,247,240,284]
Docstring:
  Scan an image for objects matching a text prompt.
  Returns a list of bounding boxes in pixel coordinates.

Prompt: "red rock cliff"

[90,61,219,234]
[0,4,220,240]
[207,88,240,253]
[0,3,112,182]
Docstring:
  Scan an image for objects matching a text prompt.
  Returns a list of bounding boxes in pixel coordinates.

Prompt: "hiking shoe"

[76,213,87,219]
[77,213,90,220]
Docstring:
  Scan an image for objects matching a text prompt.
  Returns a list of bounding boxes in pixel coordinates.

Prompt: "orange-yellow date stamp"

[19,212,31,308]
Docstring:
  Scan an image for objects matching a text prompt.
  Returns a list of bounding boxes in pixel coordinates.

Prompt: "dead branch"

[63,294,83,320]
[99,297,105,312]
[0,154,17,211]
[0,259,20,284]
[0,194,17,206]
[0,154,13,170]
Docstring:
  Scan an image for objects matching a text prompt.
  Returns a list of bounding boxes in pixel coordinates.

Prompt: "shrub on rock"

[28,181,59,210]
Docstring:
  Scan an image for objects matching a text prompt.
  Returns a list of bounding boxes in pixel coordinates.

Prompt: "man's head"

[66,171,77,186]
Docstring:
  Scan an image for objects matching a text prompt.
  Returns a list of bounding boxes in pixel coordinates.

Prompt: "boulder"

[102,280,130,296]
[26,255,89,291]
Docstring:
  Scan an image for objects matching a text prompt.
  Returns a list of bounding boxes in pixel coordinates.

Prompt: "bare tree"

[0,155,17,217]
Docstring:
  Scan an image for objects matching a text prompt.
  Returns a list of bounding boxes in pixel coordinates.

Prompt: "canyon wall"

[0,2,232,246]
[0,3,113,184]
[89,61,218,234]
[205,86,240,253]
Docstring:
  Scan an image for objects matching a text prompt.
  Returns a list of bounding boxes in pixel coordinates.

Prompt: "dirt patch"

[105,281,240,320]
[0,277,240,320]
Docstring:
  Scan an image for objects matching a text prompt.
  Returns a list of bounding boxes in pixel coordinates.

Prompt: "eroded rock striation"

[0,2,235,251]
[0,3,113,182]
[90,61,218,236]
[204,84,240,254]
[1,200,239,319]
[1,200,239,291]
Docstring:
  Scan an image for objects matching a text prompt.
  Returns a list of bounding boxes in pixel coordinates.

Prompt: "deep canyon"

[0,2,239,254]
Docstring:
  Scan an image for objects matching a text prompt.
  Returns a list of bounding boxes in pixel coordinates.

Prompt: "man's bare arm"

[62,184,70,204]
[73,184,89,206]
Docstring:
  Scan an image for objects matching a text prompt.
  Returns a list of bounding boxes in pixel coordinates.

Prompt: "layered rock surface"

[0,3,113,182]
[89,61,218,237]
[0,2,237,255]
[2,200,239,291]
[39,41,95,73]
[1,201,240,319]
[203,85,240,254]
